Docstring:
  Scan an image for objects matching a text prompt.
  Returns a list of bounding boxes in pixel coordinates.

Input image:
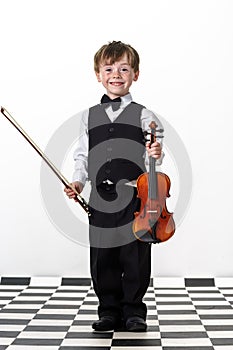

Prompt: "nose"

[112,68,121,78]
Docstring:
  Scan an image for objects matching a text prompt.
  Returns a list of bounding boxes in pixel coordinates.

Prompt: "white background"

[0,0,232,278]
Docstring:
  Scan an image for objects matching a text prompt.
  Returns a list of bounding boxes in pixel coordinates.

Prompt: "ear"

[95,71,102,82]
[133,71,139,81]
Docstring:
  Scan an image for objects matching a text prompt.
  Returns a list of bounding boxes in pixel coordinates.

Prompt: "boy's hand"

[64,181,84,202]
[146,141,162,159]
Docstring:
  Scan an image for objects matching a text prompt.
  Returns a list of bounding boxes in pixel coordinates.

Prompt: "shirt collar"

[120,93,132,107]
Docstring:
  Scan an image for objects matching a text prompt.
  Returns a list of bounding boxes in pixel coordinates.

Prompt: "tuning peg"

[143,131,150,137]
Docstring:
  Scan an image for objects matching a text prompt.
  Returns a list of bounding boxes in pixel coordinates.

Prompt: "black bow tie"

[101,94,121,111]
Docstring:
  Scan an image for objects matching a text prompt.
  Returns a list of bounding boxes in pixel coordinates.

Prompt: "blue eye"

[120,67,129,73]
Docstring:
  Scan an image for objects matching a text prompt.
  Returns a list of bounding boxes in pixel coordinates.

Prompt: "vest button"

[105,169,111,174]
[109,127,114,132]
[107,147,112,152]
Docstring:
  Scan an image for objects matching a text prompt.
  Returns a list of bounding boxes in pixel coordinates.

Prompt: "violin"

[133,121,175,243]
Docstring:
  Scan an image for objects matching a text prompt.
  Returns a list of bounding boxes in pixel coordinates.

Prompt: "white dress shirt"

[72,93,164,186]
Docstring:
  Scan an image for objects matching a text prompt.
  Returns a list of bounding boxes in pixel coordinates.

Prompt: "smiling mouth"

[110,82,124,86]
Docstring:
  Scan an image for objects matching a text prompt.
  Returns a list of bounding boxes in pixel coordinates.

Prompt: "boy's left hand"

[146,141,162,159]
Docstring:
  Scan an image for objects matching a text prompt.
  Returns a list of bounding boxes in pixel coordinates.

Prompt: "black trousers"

[89,183,152,321]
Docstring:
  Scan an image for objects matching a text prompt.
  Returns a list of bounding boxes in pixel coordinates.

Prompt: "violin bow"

[1,106,90,216]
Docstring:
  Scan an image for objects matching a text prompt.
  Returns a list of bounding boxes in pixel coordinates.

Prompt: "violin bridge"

[147,210,158,213]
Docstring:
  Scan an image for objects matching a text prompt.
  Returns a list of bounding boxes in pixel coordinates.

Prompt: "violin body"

[133,171,175,243]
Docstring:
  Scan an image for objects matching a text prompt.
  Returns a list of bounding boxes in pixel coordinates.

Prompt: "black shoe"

[92,316,119,332]
[126,316,147,332]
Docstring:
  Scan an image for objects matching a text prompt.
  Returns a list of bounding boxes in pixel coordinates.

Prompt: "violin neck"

[149,156,157,200]
[147,121,158,201]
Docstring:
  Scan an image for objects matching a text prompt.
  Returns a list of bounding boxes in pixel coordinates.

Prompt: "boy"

[65,41,163,332]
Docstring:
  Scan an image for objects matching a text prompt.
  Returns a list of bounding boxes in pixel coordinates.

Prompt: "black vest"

[88,102,146,186]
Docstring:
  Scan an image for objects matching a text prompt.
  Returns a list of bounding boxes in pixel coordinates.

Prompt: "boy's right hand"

[64,181,84,202]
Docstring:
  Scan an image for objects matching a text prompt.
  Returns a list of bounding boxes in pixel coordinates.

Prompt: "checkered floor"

[0,277,233,349]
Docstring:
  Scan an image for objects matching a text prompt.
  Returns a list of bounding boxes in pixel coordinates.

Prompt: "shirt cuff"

[72,172,87,186]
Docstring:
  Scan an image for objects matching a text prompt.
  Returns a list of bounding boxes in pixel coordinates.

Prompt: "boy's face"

[95,53,139,99]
